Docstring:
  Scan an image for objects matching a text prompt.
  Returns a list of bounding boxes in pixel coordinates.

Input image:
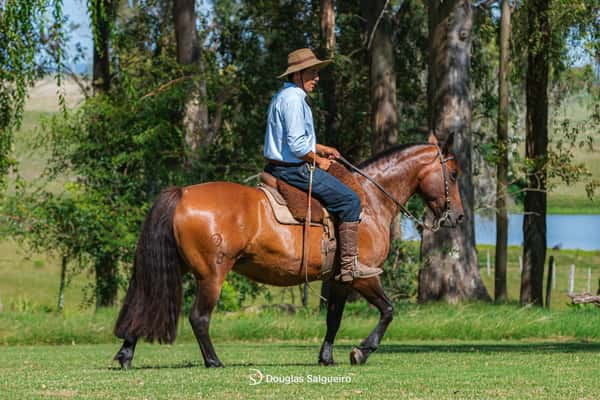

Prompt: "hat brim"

[277,59,332,79]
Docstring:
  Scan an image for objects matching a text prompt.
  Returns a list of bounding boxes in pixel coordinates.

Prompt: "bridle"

[337,145,455,232]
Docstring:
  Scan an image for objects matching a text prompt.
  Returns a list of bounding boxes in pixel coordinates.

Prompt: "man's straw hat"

[278,48,332,79]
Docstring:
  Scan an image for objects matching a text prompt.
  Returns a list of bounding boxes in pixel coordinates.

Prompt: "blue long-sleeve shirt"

[263,82,316,163]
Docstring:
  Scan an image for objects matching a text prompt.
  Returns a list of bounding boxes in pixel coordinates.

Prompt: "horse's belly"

[232,258,310,286]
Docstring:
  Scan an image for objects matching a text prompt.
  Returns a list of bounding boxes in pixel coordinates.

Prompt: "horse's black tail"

[115,187,183,344]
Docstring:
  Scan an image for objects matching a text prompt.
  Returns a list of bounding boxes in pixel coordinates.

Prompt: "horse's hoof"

[205,360,224,368]
[114,354,132,370]
[319,358,335,366]
[349,347,365,365]
[120,359,132,370]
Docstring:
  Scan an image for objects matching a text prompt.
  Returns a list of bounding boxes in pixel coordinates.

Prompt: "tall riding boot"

[334,221,383,283]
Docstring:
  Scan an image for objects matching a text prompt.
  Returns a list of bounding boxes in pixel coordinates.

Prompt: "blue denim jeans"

[264,163,361,222]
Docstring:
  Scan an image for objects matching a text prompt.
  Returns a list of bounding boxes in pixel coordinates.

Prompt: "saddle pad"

[257,184,301,225]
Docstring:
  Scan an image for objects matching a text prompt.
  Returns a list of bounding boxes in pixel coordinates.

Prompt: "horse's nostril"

[457,214,464,224]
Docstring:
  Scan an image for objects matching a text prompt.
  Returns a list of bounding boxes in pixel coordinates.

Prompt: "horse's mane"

[357,143,429,168]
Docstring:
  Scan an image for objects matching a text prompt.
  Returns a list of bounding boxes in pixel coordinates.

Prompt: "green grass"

[0,240,92,314]
[2,303,600,346]
[547,196,599,215]
[1,341,600,399]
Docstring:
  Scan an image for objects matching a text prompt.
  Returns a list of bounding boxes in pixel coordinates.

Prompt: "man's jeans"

[264,163,361,222]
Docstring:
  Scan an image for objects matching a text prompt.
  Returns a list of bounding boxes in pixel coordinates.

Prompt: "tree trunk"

[95,255,118,308]
[495,0,511,302]
[520,0,549,307]
[318,0,337,309]
[318,0,339,148]
[419,0,490,303]
[362,0,398,154]
[92,0,113,93]
[58,256,67,312]
[173,0,211,163]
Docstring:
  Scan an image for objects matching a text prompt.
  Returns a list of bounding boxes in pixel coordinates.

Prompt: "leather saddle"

[257,161,366,225]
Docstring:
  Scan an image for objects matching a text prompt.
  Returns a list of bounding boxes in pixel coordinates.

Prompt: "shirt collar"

[283,82,306,98]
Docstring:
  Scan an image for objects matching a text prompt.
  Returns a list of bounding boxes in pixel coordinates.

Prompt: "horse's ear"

[428,131,438,145]
[442,132,455,155]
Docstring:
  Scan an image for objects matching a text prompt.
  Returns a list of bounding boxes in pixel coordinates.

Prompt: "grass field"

[1,341,600,399]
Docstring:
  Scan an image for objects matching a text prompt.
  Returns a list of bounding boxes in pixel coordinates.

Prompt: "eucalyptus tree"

[495,0,513,302]
[362,0,398,154]
[419,0,490,302]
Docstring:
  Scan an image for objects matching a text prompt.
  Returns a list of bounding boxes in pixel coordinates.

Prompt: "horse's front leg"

[318,280,351,365]
[349,277,394,365]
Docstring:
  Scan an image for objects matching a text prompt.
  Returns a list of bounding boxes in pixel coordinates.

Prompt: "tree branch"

[367,0,391,50]
[139,76,191,101]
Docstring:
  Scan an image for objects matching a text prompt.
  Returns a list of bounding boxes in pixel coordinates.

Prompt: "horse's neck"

[359,146,432,225]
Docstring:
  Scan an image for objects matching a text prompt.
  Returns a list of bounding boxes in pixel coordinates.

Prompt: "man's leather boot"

[334,221,383,283]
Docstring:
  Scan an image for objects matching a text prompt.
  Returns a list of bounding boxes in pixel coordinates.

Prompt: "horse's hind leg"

[190,276,226,368]
[114,335,138,369]
[349,277,394,365]
[318,280,351,366]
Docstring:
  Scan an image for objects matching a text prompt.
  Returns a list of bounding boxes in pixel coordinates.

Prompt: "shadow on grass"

[375,342,600,354]
[108,361,319,370]
[237,342,600,354]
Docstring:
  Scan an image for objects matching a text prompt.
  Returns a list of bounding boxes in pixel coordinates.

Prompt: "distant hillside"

[25,76,87,112]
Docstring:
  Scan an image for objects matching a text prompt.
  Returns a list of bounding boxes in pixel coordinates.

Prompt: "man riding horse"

[263,48,382,283]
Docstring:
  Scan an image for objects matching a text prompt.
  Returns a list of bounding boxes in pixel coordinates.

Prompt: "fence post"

[486,250,491,277]
[587,268,591,294]
[519,256,523,274]
[545,256,554,308]
[552,261,556,289]
[568,264,575,294]
[0,291,3,313]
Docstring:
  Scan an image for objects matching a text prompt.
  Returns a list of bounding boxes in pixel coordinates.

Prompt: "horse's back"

[175,181,265,233]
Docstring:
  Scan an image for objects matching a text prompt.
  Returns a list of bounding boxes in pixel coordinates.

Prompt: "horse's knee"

[382,304,394,324]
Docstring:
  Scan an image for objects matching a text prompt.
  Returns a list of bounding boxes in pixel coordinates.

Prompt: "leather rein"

[337,145,454,232]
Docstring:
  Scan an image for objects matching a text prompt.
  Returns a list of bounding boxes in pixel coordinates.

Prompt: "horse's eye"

[450,171,458,181]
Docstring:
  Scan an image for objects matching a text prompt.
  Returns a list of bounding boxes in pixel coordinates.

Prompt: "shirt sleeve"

[280,95,311,158]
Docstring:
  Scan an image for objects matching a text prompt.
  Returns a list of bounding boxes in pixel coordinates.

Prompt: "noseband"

[338,145,454,232]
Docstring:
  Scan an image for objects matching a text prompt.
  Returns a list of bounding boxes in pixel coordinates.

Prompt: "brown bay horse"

[113,134,464,368]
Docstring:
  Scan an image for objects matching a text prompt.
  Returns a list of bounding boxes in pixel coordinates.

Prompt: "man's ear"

[428,131,438,145]
[442,132,455,155]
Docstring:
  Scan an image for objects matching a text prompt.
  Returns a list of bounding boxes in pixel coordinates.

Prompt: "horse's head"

[417,133,465,228]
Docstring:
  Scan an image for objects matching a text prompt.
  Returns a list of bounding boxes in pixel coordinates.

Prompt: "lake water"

[401,214,600,251]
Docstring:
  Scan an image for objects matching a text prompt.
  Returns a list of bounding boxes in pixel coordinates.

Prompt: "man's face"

[297,67,320,93]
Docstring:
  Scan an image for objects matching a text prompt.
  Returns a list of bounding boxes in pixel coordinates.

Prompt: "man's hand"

[316,156,332,171]
[316,144,341,160]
